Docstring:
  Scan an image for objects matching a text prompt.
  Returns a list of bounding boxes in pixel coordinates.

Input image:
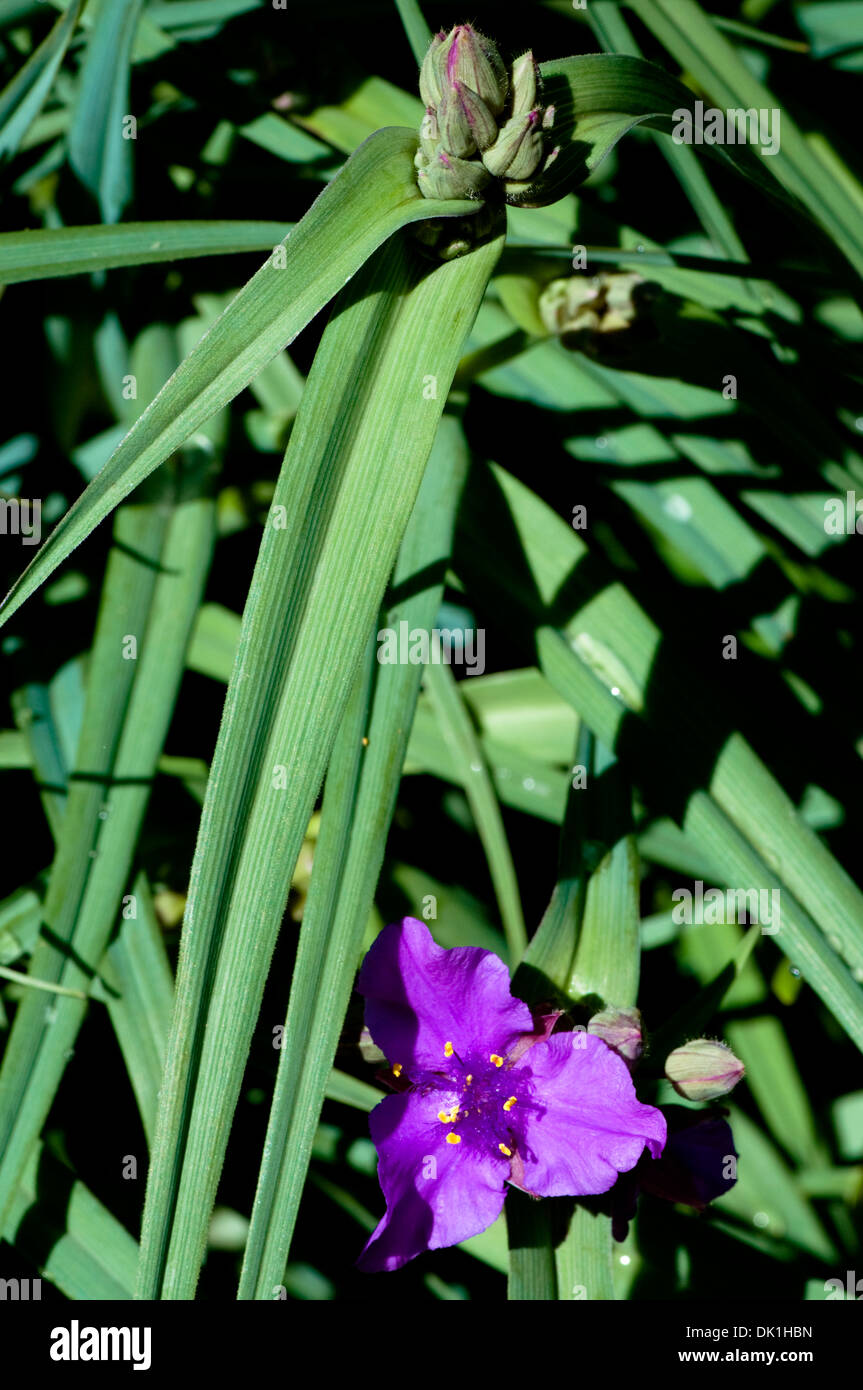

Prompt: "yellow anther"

[466,1074,473,1085]
[449,1103,460,1122]
[444,1041,454,1057]
[503,1096,517,1111]
[392,1063,402,1077]
[437,1110,452,1123]
[446,1132,462,1145]
[490,1054,504,1068]
[499,1143,512,1157]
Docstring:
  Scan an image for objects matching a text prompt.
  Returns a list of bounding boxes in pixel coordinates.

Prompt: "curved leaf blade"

[0,127,475,632]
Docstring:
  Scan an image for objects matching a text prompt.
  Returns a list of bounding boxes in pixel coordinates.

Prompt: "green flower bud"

[438,24,508,117]
[588,1006,643,1063]
[438,79,498,158]
[665,1039,745,1102]
[415,106,440,164]
[538,277,601,335]
[482,108,544,181]
[510,51,538,117]
[417,149,491,201]
[419,30,448,108]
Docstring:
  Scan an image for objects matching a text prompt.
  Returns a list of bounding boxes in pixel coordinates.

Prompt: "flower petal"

[640,1105,737,1210]
[358,1089,508,1272]
[515,1033,666,1197]
[358,917,533,1070]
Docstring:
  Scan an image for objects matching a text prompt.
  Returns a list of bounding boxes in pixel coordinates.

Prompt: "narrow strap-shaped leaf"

[423,659,528,962]
[508,731,639,1300]
[0,127,475,631]
[98,874,175,1144]
[0,221,292,284]
[586,1,760,310]
[0,463,215,1232]
[67,0,146,222]
[630,0,863,278]
[512,53,793,210]
[136,226,503,1301]
[237,411,472,1299]
[0,0,83,161]
[393,0,432,65]
[5,1139,139,1300]
[506,1193,558,1300]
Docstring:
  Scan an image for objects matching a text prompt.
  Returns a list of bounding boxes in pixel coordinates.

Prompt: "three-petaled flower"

[356,917,666,1271]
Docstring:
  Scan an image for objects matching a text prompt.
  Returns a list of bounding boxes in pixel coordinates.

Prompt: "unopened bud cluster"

[539,271,648,349]
[415,25,557,202]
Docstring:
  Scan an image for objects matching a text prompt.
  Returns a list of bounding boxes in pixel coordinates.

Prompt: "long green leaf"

[0,0,82,161]
[5,1140,139,1300]
[238,411,472,1298]
[631,0,863,277]
[67,0,146,222]
[0,221,291,284]
[513,53,790,209]
[0,128,475,631]
[136,224,504,1301]
[423,660,527,962]
[0,463,214,1233]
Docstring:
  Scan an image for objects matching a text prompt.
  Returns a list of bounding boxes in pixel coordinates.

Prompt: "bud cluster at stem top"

[415,24,558,202]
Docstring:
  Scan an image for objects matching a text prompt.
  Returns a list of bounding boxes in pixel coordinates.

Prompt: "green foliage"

[0,0,860,1305]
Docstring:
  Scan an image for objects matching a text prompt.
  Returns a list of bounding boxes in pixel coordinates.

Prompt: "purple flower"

[355,918,666,1271]
[611,1106,738,1241]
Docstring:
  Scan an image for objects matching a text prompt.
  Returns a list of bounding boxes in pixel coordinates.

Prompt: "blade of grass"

[0,0,82,160]
[137,228,503,1301]
[631,0,863,278]
[0,128,476,631]
[586,1,760,310]
[237,412,471,1299]
[96,874,174,1144]
[0,221,292,284]
[5,1140,139,1300]
[11,659,175,1145]
[67,0,146,222]
[423,659,528,963]
[393,0,432,65]
[0,460,215,1233]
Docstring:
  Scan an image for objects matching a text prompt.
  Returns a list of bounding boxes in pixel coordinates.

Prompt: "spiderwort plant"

[0,0,860,1311]
[356,919,666,1270]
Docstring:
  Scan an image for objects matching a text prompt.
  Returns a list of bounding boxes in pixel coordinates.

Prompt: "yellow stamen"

[490,1053,504,1068]
[392,1063,402,1077]
[503,1096,517,1111]
[437,1110,452,1123]
[444,1041,454,1057]
[466,1074,473,1085]
[449,1103,460,1122]
[446,1132,462,1145]
[499,1143,512,1157]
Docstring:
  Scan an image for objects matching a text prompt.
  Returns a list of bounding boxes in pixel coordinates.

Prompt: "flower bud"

[419,30,448,109]
[510,51,538,117]
[438,24,508,117]
[438,79,498,158]
[482,108,544,181]
[665,1039,744,1102]
[417,149,491,201]
[588,1006,643,1063]
[415,106,440,165]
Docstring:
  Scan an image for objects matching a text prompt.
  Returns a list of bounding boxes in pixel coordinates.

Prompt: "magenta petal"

[358,918,533,1070]
[514,1033,667,1197]
[357,1090,508,1272]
